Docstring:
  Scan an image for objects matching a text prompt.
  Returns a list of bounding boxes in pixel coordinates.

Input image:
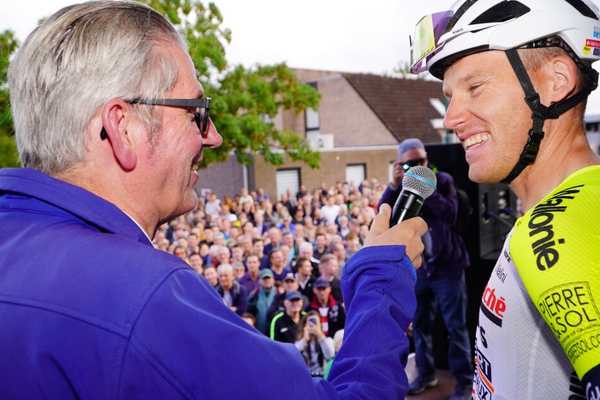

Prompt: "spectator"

[267,273,311,322]
[189,252,204,275]
[202,266,219,289]
[280,192,295,216]
[241,313,256,328]
[379,138,471,398]
[344,232,361,259]
[320,195,341,224]
[256,187,269,203]
[232,261,246,281]
[268,249,292,282]
[278,214,295,235]
[199,241,212,266]
[279,244,293,270]
[294,241,320,277]
[247,269,277,336]
[253,211,270,237]
[294,257,316,302]
[270,291,305,344]
[230,244,245,265]
[337,215,351,238]
[313,233,329,261]
[205,193,221,218]
[330,242,347,273]
[263,227,282,255]
[281,231,296,262]
[216,263,248,316]
[310,278,346,339]
[238,188,253,206]
[238,254,261,294]
[295,310,336,377]
[318,254,344,306]
[173,245,188,263]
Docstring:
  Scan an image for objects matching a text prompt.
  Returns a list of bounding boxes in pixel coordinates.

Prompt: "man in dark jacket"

[378,138,472,399]
[270,291,305,343]
[216,263,248,316]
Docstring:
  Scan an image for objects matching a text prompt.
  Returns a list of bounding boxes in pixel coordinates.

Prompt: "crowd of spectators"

[153,178,387,375]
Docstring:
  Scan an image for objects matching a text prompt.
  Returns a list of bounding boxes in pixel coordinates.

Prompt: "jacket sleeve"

[422,171,459,225]
[326,245,417,399]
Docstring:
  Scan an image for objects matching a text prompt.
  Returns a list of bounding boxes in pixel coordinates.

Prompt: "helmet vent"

[471,1,531,25]
[564,0,598,19]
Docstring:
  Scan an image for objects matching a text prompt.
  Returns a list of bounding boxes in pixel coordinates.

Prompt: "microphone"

[390,166,437,226]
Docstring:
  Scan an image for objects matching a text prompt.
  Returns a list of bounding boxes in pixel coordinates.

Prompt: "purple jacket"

[0,168,418,399]
[379,170,470,277]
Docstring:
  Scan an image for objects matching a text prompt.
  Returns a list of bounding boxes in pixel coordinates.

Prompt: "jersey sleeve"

[510,166,600,390]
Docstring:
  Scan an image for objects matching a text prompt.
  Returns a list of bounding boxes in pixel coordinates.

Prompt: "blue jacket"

[378,170,470,277]
[0,168,417,399]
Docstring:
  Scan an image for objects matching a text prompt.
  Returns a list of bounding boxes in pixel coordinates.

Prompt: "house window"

[276,169,300,201]
[346,164,366,187]
[305,82,319,134]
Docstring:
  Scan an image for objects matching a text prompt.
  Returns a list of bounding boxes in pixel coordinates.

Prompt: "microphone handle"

[390,189,424,227]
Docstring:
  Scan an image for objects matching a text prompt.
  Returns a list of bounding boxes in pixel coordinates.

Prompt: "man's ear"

[546,55,578,104]
[101,99,137,171]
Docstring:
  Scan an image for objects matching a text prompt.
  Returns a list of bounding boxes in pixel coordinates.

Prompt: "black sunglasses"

[100,97,211,140]
[401,158,427,171]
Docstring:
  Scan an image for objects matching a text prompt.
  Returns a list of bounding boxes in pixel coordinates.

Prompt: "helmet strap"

[500,48,598,184]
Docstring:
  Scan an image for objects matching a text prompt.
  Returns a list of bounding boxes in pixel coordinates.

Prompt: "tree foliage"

[0,29,19,168]
[0,1,321,170]
[139,0,321,168]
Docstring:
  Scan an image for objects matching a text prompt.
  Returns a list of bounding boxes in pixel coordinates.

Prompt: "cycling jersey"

[473,165,600,400]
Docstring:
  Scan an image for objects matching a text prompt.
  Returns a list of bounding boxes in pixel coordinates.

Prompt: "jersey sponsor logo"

[588,382,600,400]
[537,282,600,365]
[528,185,582,271]
[586,39,600,48]
[496,264,507,283]
[474,345,494,399]
[481,284,506,327]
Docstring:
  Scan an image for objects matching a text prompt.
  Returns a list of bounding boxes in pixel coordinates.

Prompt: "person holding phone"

[295,310,335,377]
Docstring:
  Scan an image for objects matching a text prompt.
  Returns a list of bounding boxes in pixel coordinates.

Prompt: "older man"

[0,1,427,398]
[216,263,248,316]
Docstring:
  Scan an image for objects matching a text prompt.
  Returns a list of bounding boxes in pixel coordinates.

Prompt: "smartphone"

[308,316,318,325]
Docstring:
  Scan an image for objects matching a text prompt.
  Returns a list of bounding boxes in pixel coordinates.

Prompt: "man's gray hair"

[8,1,187,175]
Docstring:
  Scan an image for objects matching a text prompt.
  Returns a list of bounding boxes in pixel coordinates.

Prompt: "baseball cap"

[397,138,425,159]
[314,277,330,288]
[283,273,297,282]
[259,269,273,279]
[285,291,302,301]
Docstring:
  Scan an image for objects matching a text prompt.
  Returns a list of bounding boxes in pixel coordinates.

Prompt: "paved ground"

[404,354,459,400]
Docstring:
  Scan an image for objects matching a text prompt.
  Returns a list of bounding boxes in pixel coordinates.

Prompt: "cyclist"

[411,0,600,398]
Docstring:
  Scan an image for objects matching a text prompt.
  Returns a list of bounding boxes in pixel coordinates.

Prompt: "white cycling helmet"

[410,0,600,184]
[411,0,600,79]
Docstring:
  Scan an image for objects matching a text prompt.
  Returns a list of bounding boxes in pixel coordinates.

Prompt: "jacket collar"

[0,168,151,246]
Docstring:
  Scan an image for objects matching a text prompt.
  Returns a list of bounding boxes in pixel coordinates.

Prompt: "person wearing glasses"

[379,138,472,400]
[0,1,428,399]
[411,0,600,399]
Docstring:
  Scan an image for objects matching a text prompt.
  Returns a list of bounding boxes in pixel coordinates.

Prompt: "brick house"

[195,68,448,200]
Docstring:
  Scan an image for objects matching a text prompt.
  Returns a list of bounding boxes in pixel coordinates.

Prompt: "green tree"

[139,0,321,168]
[0,1,321,170]
[0,29,19,168]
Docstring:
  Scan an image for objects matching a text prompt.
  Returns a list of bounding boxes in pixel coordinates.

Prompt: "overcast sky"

[0,0,451,74]
[3,0,600,113]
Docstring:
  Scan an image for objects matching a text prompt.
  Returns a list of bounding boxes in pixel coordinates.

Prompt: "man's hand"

[364,203,427,269]
[392,160,405,188]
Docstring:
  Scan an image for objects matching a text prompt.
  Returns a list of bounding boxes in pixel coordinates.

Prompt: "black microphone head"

[403,166,437,199]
